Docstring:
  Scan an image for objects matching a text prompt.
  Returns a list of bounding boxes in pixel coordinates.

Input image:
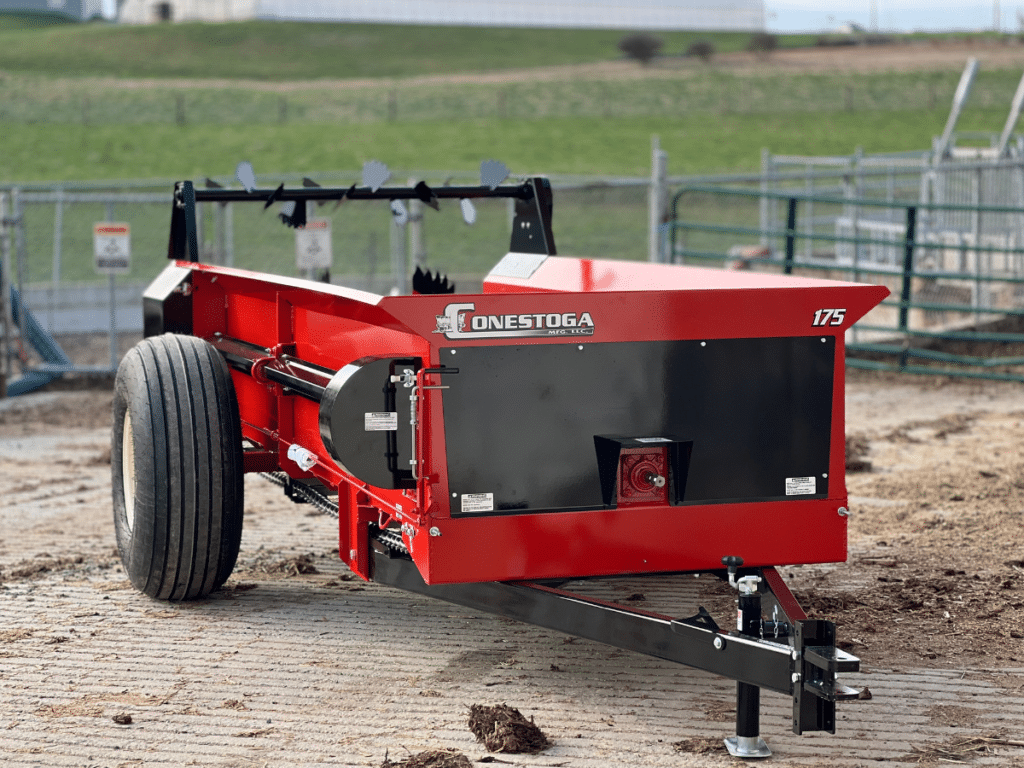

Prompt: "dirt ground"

[1,367,1023,766]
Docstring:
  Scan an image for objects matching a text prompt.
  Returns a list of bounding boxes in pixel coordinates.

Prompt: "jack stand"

[723,556,772,759]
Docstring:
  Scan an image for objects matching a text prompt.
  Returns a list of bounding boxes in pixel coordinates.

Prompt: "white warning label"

[461,493,494,513]
[786,476,817,496]
[364,412,398,431]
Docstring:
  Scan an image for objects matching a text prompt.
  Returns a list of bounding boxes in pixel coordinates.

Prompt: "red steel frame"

[174,256,888,586]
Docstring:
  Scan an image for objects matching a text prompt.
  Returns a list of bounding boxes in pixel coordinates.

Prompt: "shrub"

[747,32,778,57]
[618,32,663,66]
[685,40,716,62]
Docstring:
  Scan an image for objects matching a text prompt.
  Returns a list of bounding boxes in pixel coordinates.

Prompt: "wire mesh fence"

[671,176,1024,381]
[0,172,654,382]
[5,153,1024,389]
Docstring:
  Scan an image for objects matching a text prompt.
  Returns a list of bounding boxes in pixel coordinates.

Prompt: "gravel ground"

[1,372,1023,767]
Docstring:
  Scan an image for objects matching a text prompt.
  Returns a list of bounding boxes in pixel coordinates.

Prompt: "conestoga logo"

[433,302,595,340]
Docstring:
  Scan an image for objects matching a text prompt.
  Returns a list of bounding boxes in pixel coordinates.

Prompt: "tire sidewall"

[112,346,154,593]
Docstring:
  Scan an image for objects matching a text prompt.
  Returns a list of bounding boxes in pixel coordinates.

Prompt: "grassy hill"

[0,15,1021,182]
[0,17,813,80]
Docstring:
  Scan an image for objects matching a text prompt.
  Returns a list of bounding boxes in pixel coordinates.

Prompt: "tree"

[685,40,716,62]
[619,33,663,66]
[747,32,778,59]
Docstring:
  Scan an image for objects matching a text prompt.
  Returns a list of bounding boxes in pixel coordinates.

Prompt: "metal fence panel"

[0,173,655,387]
[671,179,1024,382]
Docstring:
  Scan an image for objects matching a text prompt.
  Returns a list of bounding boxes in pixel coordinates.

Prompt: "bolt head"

[838,506,849,517]
[429,526,441,537]
[713,636,725,650]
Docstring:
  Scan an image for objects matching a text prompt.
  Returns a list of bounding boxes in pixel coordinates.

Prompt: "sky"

[99,0,1018,34]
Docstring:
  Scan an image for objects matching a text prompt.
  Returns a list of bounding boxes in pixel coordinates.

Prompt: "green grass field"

[0,18,813,80]
[0,107,1009,183]
[0,16,1020,183]
[3,68,1018,127]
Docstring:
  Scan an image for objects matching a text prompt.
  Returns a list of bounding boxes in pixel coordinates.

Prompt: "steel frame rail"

[370,547,859,739]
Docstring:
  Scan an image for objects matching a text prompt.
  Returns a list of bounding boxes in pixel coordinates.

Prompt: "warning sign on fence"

[295,217,332,270]
[94,223,131,274]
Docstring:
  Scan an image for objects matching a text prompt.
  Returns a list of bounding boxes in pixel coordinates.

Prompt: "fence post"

[971,166,984,322]
[106,201,117,372]
[13,189,28,363]
[648,135,668,263]
[408,178,426,269]
[803,163,813,258]
[51,189,65,333]
[0,192,9,396]
[225,202,234,268]
[213,198,224,266]
[759,148,771,247]
[783,197,797,274]
[898,207,918,367]
[390,209,408,295]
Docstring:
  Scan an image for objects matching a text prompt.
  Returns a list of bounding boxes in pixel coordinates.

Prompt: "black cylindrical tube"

[736,681,761,737]
[738,592,761,636]
[736,586,763,738]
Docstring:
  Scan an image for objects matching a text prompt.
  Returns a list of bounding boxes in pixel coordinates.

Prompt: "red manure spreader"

[113,168,888,757]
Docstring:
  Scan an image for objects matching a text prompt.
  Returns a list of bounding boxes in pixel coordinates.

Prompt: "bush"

[618,32,663,66]
[685,40,716,62]
[747,32,778,57]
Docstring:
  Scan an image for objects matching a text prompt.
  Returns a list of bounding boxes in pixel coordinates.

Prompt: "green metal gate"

[670,186,1024,382]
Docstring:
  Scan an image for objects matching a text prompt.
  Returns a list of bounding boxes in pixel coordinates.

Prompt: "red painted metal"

[617,448,669,507]
[762,566,809,622]
[170,256,888,586]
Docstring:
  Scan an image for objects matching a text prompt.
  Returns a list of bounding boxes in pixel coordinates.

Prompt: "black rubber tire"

[111,333,244,601]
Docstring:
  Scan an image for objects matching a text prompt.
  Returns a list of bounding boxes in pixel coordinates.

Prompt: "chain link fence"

[0,172,656,388]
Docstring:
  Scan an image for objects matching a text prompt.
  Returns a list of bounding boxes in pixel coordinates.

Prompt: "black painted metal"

[901,207,925,370]
[265,356,333,402]
[509,177,557,255]
[168,181,199,262]
[191,181,536,205]
[412,266,456,295]
[792,620,839,734]
[735,588,764,740]
[370,549,795,693]
[172,177,552,261]
[737,682,761,738]
[209,335,263,375]
[207,335,333,403]
[319,358,416,489]
[142,264,193,338]
[441,338,834,515]
[784,197,798,275]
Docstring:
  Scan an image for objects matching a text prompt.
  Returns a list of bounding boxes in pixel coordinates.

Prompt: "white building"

[117,0,257,23]
[0,0,103,19]
[117,0,764,30]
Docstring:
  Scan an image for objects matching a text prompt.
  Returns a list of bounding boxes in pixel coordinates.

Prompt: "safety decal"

[785,476,817,495]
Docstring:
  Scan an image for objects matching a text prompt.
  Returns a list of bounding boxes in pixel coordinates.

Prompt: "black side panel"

[319,358,415,490]
[142,265,193,338]
[441,337,834,515]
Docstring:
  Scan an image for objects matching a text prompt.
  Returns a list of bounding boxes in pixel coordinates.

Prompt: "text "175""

[812,308,846,327]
